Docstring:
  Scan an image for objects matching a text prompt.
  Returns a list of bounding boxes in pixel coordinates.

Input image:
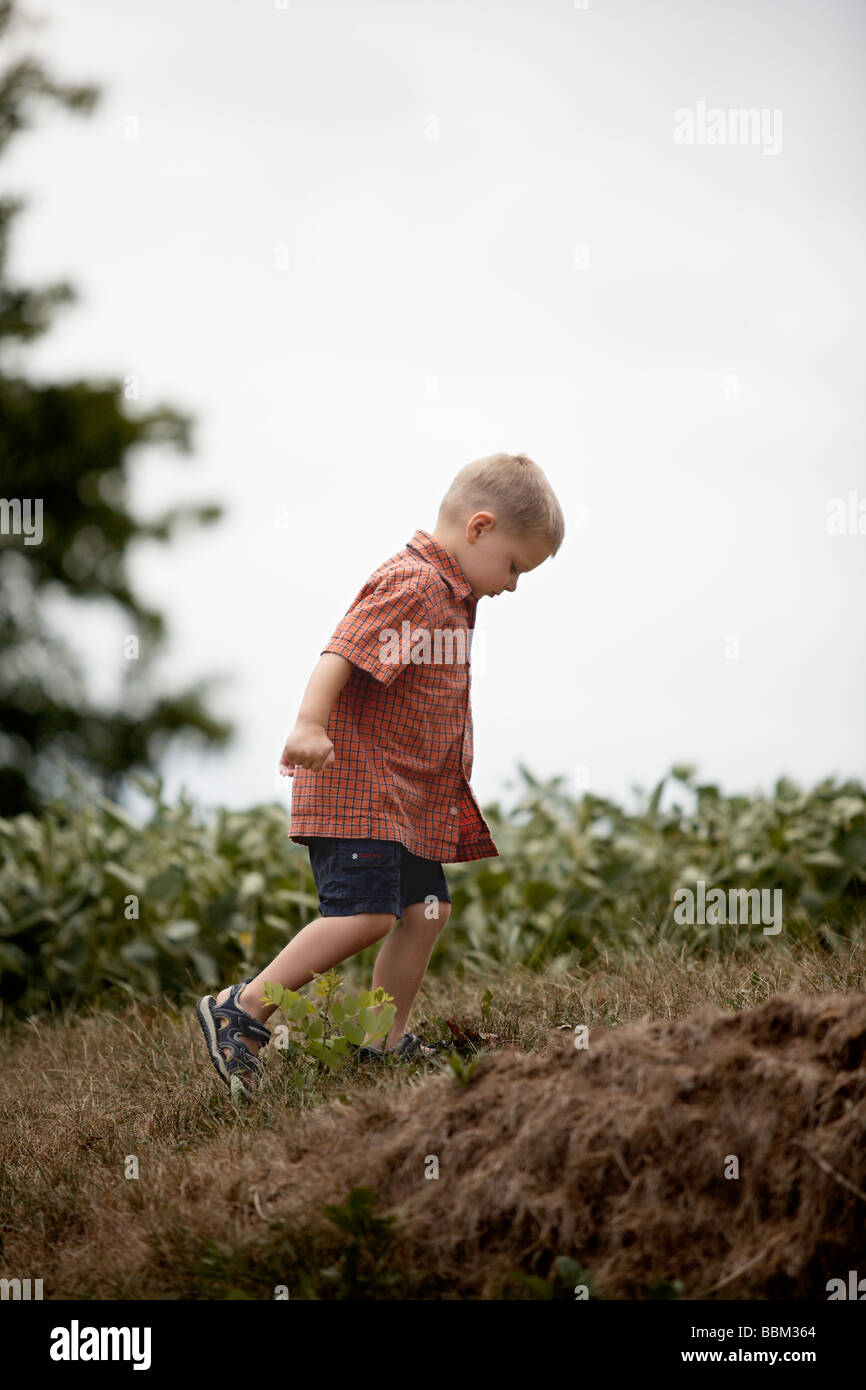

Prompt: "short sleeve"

[321,571,435,686]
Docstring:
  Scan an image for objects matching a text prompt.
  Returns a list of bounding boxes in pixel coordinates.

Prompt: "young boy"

[196,452,565,1093]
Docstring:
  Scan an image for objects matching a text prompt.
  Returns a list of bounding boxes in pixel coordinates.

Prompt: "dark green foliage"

[0,764,863,1024]
[500,1254,601,1299]
[319,1187,400,1297]
[444,765,866,973]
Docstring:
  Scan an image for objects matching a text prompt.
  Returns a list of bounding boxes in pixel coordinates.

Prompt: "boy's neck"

[430,521,466,572]
[431,521,459,553]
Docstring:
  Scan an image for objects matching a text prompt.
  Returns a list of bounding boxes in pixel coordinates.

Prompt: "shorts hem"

[318,900,400,919]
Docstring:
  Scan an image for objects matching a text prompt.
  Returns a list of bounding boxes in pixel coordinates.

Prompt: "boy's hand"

[278,720,335,775]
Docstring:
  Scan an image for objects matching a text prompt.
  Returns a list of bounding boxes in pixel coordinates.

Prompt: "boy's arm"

[280,568,433,775]
[279,652,354,776]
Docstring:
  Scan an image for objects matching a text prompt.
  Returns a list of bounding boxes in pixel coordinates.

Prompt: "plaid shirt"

[288,528,499,863]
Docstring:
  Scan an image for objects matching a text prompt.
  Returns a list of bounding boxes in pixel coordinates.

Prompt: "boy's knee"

[359,912,397,941]
[403,899,450,931]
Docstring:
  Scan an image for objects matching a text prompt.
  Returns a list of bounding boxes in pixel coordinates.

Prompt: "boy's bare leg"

[366,900,451,1049]
[213,912,396,1056]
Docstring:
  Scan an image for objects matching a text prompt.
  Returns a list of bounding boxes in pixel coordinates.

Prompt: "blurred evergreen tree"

[0,0,234,815]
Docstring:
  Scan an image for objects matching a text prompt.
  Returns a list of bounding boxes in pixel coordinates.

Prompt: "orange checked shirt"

[288,528,499,863]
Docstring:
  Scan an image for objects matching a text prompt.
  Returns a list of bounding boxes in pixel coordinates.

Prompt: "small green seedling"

[435,1048,485,1085]
[261,969,396,1073]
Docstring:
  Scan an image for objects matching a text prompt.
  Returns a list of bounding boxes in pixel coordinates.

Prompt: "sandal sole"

[196,995,231,1085]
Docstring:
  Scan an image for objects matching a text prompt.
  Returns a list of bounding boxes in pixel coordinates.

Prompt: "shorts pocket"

[327,840,399,908]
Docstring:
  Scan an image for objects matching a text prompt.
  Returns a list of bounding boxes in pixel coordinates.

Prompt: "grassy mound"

[2,939,864,1299]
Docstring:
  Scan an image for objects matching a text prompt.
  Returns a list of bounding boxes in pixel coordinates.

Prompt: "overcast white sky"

[5,0,865,824]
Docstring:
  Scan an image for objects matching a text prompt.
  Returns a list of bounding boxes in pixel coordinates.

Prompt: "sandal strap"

[389,1032,436,1058]
[212,980,272,1049]
[224,1051,263,1083]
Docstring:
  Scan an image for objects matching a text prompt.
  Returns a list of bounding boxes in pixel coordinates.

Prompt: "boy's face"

[456,512,553,601]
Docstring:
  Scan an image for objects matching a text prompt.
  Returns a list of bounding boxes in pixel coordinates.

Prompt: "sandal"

[353,1032,438,1065]
[390,1032,439,1060]
[196,976,272,1094]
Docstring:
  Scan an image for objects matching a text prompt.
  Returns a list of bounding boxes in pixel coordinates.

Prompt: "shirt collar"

[406,528,474,602]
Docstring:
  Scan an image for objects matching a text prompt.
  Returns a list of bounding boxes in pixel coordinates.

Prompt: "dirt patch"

[231,990,866,1298]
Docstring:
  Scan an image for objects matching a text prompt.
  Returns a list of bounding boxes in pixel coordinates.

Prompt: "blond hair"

[437,452,565,555]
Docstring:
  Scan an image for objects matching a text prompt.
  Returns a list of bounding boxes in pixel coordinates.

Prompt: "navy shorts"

[306,836,451,920]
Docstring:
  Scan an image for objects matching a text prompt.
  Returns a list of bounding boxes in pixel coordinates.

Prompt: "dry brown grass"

[1,928,865,1299]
